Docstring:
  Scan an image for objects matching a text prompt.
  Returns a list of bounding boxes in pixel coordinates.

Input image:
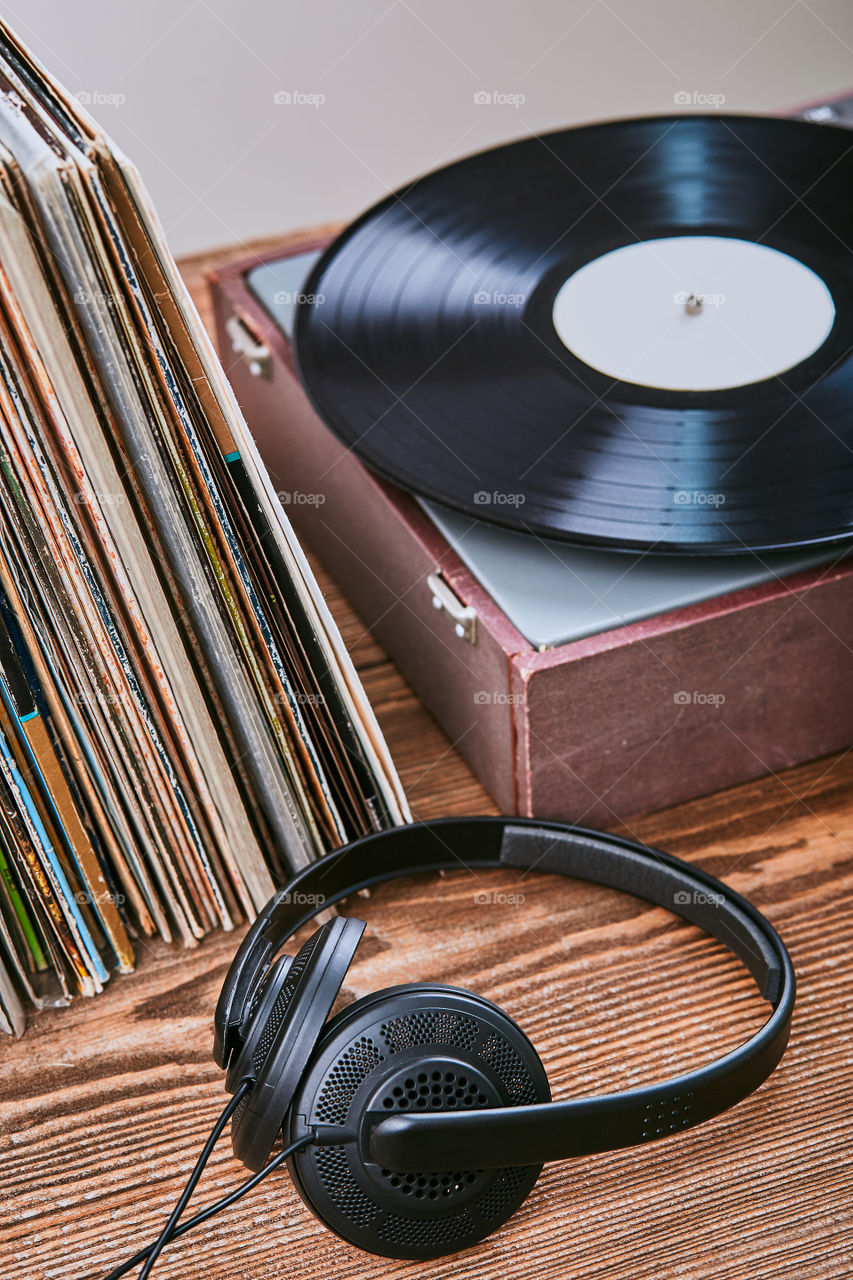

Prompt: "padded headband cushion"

[498,825,783,1001]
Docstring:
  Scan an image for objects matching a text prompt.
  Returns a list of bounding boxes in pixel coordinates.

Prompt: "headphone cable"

[100,1081,310,1280]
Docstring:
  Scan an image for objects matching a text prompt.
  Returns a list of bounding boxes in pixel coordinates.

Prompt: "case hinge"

[427,571,477,645]
[226,313,271,379]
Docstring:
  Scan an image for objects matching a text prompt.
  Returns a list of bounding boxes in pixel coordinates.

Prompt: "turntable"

[208,98,853,822]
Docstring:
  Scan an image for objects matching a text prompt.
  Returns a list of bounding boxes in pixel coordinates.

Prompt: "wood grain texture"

[0,241,851,1280]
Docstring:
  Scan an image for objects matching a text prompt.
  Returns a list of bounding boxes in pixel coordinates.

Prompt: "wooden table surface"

[2,243,851,1280]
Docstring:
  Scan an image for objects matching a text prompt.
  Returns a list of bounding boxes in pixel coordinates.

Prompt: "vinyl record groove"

[295,115,853,553]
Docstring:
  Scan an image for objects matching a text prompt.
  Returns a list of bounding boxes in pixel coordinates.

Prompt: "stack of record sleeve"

[0,22,409,1036]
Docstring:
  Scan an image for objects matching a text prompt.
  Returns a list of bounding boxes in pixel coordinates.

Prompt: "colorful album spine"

[0,590,134,970]
[0,838,46,969]
[0,683,109,986]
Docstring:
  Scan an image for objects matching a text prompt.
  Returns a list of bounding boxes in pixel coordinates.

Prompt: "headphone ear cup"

[286,984,550,1260]
[227,915,365,1172]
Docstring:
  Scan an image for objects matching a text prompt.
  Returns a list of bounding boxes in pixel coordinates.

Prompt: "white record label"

[551,235,836,391]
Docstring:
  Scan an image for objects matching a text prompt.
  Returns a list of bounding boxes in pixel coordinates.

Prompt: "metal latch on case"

[427,571,477,644]
[226,313,271,379]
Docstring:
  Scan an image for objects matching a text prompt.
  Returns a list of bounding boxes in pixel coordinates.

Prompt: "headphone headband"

[215,818,794,1171]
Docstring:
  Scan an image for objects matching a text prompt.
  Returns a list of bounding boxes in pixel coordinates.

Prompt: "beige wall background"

[10,0,853,256]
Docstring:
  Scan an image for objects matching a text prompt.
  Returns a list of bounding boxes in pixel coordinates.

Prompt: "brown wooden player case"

[207,231,853,825]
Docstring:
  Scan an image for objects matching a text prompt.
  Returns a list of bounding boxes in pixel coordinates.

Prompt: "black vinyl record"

[295,114,853,554]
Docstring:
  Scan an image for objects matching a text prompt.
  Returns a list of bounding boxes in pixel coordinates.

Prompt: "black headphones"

[208,817,794,1262]
[102,816,795,1276]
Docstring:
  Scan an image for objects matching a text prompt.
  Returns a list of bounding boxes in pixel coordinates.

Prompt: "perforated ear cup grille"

[374,1168,530,1251]
[370,1058,496,1210]
[250,929,318,1075]
[375,1205,474,1250]
[381,1068,490,1113]
[315,1147,382,1229]
[478,1032,541,1103]
[226,952,295,1136]
[288,986,550,1259]
[226,931,323,1088]
[228,917,365,1173]
[230,1094,248,1131]
[380,1167,482,1200]
[252,984,293,1072]
[381,1010,479,1053]
[316,1035,385,1124]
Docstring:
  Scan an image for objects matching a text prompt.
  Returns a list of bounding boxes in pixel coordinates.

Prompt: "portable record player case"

[208,231,853,824]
